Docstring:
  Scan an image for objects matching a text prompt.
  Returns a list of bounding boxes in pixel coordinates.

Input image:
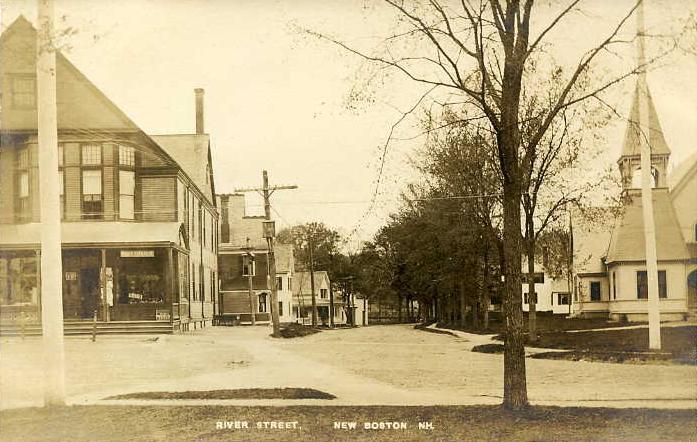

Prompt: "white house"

[274,244,295,323]
[521,259,571,315]
[292,271,346,325]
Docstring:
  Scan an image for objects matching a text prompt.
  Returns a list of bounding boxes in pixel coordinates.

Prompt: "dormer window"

[81,144,103,219]
[11,75,36,109]
[119,145,135,166]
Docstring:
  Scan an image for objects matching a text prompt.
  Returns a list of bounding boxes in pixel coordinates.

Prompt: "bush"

[278,323,321,339]
[472,343,505,353]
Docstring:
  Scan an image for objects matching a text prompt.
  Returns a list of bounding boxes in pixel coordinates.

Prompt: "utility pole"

[37,0,66,406]
[638,2,661,350]
[328,252,335,328]
[309,235,317,326]
[235,171,297,336]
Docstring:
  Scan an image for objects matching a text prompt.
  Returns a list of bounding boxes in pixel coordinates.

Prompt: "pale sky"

[2,0,696,247]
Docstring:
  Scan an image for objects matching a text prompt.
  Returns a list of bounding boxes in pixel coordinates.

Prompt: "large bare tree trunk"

[501,143,528,410]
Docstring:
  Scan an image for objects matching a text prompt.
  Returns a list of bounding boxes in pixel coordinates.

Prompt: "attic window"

[11,75,36,109]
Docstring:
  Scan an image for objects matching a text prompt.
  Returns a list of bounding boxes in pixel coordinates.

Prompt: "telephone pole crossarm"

[235,171,297,337]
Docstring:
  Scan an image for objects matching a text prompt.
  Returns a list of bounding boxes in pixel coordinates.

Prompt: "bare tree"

[306,0,681,409]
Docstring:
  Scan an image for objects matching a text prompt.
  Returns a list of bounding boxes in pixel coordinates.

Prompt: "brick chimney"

[194,88,205,134]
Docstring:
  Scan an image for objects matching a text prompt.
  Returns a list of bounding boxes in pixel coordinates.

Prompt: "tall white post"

[37,0,66,405]
[637,2,661,350]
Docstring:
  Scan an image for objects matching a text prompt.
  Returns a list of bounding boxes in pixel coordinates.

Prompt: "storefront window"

[0,255,38,306]
[118,252,165,304]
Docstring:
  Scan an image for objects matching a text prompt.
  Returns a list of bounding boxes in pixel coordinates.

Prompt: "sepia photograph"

[0,0,696,440]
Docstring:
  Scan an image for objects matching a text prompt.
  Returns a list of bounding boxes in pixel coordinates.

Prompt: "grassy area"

[1,405,694,441]
[278,323,321,338]
[107,388,336,400]
[413,323,458,336]
[531,326,697,364]
[438,311,630,335]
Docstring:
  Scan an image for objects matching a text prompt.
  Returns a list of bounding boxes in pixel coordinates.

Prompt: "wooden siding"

[139,147,169,168]
[64,165,81,221]
[0,147,16,223]
[219,253,270,291]
[103,165,116,220]
[140,176,176,221]
[28,143,40,222]
[221,292,253,314]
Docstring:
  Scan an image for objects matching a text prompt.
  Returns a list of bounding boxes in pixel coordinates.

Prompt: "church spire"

[617,4,670,190]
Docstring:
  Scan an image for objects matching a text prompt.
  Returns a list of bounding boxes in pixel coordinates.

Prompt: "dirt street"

[1,324,695,409]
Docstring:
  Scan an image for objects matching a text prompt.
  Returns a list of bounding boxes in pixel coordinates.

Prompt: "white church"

[570,76,697,322]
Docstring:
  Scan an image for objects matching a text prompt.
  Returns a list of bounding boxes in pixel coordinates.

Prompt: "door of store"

[80,268,100,319]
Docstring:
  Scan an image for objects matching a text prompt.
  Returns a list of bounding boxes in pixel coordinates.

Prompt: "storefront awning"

[0,222,184,249]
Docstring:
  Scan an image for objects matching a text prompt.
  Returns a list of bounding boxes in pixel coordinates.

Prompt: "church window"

[590,281,601,301]
[636,270,667,299]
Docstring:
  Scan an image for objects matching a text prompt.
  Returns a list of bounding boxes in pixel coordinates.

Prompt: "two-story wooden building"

[0,16,218,334]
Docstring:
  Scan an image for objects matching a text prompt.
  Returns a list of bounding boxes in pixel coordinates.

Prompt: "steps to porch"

[0,320,175,337]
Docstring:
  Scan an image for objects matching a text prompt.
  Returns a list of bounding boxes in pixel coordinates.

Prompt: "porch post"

[101,248,108,322]
[168,247,175,328]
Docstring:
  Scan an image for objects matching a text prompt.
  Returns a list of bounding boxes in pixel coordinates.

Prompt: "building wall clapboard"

[140,176,176,221]
[0,147,16,223]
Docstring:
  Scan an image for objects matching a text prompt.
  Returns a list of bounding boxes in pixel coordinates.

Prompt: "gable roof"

[605,189,689,263]
[571,206,616,274]
[1,16,215,207]
[150,134,215,205]
[292,271,330,296]
[1,16,140,132]
[620,81,671,158]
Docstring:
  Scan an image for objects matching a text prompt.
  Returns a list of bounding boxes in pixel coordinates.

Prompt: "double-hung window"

[590,281,601,301]
[16,149,30,222]
[12,76,36,109]
[637,270,667,299]
[81,144,103,219]
[118,145,135,219]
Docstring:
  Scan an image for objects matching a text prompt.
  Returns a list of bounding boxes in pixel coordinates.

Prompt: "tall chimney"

[195,88,205,134]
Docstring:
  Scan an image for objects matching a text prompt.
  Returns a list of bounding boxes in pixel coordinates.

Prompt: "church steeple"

[617,7,670,190]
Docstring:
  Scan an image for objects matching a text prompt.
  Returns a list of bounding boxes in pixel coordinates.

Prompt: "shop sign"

[156,310,171,320]
[121,250,155,258]
[65,271,77,281]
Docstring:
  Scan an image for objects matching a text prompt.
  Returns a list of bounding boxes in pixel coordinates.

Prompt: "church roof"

[571,206,616,274]
[620,82,671,158]
[605,189,689,263]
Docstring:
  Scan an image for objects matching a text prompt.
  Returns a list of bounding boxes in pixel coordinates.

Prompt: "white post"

[637,2,661,350]
[37,0,66,405]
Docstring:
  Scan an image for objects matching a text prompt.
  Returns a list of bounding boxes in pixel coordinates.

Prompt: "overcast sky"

[2,0,696,247]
